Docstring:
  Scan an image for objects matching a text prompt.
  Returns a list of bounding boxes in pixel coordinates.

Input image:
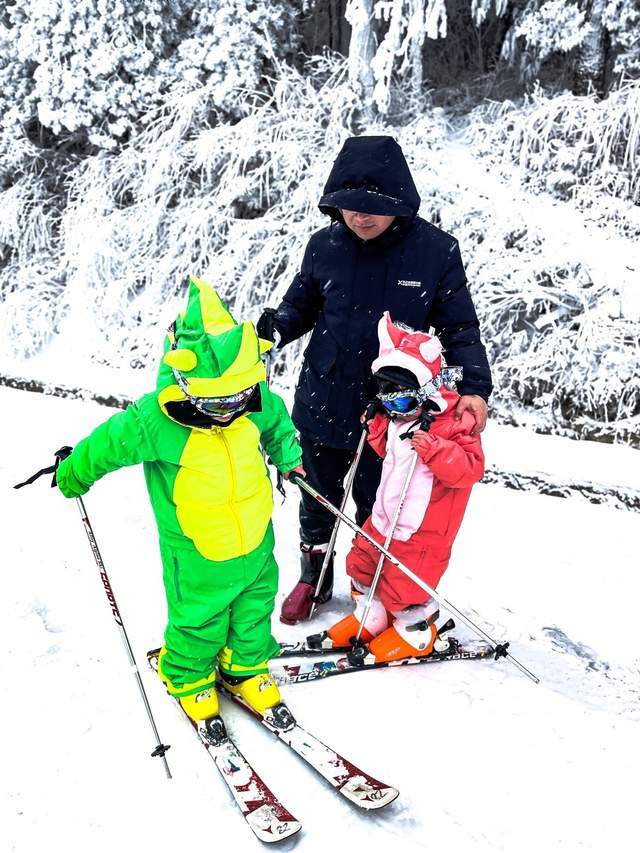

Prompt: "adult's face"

[341,210,396,241]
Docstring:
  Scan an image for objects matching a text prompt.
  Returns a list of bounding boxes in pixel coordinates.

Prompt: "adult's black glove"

[256,308,280,346]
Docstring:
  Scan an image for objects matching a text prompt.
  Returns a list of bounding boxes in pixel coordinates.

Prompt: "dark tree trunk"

[345,0,376,122]
[301,0,350,57]
[571,0,609,97]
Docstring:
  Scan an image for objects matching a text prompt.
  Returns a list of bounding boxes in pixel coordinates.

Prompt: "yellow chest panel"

[173,418,272,561]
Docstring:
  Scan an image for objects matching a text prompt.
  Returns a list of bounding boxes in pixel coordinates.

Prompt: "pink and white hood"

[371,312,455,414]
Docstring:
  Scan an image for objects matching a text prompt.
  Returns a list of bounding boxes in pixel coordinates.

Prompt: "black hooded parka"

[273,136,493,451]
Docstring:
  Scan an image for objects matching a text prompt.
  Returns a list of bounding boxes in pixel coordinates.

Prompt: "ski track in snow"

[3,385,639,853]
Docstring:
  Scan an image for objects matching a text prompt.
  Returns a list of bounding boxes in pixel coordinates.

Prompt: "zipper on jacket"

[172,555,182,603]
[217,427,245,554]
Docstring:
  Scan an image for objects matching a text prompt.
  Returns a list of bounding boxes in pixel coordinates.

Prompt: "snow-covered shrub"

[465,80,640,211]
[397,106,640,445]
[0,0,292,155]
[0,0,301,385]
[471,257,640,445]
[0,55,362,381]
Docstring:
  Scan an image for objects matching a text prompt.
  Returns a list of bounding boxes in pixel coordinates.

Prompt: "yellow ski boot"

[157,647,219,722]
[220,672,296,731]
[178,687,219,722]
[220,672,281,714]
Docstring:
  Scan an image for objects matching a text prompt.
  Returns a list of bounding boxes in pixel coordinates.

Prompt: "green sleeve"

[249,385,302,474]
[56,401,157,498]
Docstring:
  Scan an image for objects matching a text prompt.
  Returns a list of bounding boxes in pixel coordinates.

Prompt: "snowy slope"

[3,385,639,853]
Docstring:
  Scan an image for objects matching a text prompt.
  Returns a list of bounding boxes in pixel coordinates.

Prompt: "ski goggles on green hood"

[172,368,256,419]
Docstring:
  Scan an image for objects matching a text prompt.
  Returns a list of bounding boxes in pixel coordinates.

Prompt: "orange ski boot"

[326,591,390,647]
[327,613,375,646]
[368,618,437,663]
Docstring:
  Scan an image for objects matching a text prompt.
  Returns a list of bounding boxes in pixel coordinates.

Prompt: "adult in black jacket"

[258,136,492,625]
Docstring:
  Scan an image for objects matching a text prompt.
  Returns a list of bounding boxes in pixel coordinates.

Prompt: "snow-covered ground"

[3,385,639,853]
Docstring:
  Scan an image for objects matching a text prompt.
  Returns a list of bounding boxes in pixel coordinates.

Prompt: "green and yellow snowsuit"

[56,277,301,699]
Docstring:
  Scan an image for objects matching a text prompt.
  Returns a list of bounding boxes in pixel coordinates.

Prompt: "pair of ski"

[147,648,398,843]
[274,632,497,684]
[148,634,496,842]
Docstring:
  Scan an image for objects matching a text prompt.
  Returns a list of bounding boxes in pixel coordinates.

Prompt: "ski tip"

[339,780,400,810]
[246,807,302,843]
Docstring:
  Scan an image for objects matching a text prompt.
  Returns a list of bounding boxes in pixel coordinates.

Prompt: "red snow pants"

[346,517,451,613]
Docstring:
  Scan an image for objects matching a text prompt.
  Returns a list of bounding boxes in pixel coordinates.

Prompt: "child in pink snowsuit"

[327,312,485,662]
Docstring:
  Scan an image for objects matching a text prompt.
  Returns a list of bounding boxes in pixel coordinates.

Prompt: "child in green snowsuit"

[56,277,303,721]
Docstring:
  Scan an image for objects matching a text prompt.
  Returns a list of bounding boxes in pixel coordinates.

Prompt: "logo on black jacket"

[397,279,421,288]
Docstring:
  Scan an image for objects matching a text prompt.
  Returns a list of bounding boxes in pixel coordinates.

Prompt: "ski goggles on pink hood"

[376,367,463,415]
[377,389,422,415]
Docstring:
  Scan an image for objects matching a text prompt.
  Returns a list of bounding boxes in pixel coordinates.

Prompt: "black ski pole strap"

[400,405,437,440]
[399,417,422,441]
[14,464,56,489]
[276,470,286,501]
[14,446,73,489]
[362,399,378,433]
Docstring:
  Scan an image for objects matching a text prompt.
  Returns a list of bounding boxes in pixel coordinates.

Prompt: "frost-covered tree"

[373,0,447,112]
[499,0,639,94]
[340,0,640,113]
[345,0,377,118]
[0,0,293,157]
[602,0,640,78]
[571,0,609,95]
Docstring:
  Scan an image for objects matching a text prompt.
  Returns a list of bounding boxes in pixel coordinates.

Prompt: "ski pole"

[290,475,539,684]
[353,407,434,644]
[259,308,287,499]
[259,308,278,390]
[310,400,377,618]
[74,496,173,777]
[15,449,173,776]
[353,452,418,644]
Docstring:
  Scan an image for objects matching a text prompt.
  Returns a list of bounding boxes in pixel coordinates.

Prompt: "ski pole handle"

[362,399,379,432]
